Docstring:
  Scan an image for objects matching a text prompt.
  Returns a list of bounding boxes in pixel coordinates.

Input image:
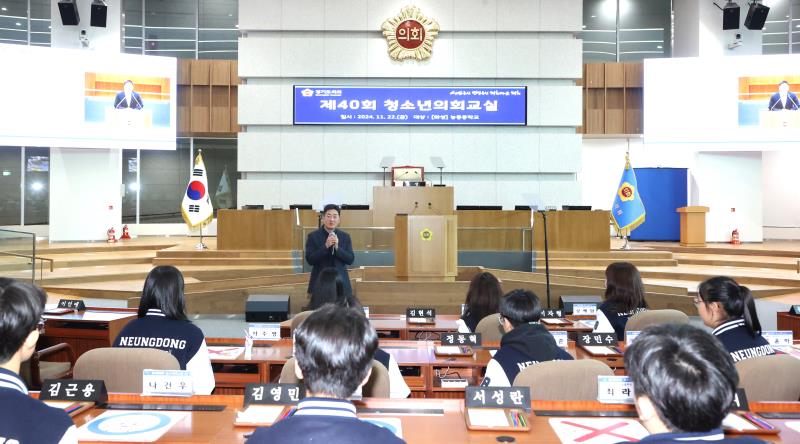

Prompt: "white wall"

[582,139,766,242]
[238,0,584,210]
[762,151,800,239]
[49,148,122,241]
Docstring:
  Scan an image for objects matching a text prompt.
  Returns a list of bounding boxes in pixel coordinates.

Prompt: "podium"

[395,215,457,281]
[677,206,709,247]
[759,110,800,129]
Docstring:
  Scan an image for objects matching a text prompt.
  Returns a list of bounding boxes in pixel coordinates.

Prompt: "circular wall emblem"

[395,20,426,49]
[381,6,440,61]
[420,228,433,241]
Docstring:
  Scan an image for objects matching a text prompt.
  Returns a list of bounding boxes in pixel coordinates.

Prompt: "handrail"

[0,252,54,281]
[0,228,38,283]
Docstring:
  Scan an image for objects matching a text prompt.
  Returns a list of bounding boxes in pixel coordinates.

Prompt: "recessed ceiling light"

[591,15,597,18]
[15,22,21,26]
[657,45,663,49]
[1,7,7,11]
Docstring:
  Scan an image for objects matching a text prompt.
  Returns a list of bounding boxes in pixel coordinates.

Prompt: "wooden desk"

[54,394,800,443]
[372,186,454,227]
[279,314,462,340]
[40,308,137,360]
[533,210,611,251]
[217,209,317,250]
[777,312,800,338]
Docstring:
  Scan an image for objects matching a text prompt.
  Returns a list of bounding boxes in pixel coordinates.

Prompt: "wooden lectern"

[677,206,709,247]
[395,215,457,281]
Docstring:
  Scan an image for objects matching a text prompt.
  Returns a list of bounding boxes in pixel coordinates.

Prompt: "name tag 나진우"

[142,370,194,397]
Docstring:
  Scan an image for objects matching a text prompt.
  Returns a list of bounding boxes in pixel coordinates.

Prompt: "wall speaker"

[744,3,769,30]
[723,3,740,30]
[91,1,108,27]
[57,0,80,26]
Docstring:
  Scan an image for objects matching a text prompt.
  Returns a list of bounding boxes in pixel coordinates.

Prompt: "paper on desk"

[77,410,187,442]
[581,346,619,355]
[541,318,571,325]
[207,346,244,359]
[435,346,462,354]
[235,405,286,425]
[786,421,800,433]
[468,408,510,427]
[722,413,758,431]
[549,418,648,444]
[362,417,403,438]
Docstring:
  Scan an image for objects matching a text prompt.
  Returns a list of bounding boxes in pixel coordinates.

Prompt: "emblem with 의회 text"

[381,6,439,61]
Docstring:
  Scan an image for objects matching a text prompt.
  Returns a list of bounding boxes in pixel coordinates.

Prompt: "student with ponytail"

[696,276,775,363]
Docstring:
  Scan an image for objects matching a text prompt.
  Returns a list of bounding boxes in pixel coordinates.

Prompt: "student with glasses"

[695,276,774,363]
[0,279,77,443]
[480,289,572,387]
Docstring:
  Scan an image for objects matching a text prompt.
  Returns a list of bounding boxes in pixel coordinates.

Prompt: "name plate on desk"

[540,309,563,318]
[57,299,86,311]
[363,306,370,318]
[466,387,531,412]
[625,331,640,346]
[578,332,618,347]
[572,303,597,316]
[40,379,107,403]
[245,383,305,407]
[762,330,793,350]
[790,305,800,315]
[248,323,281,340]
[549,331,568,349]
[406,308,435,319]
[441,332,481,346]
[597,376,634,404]
[142,370,194,397]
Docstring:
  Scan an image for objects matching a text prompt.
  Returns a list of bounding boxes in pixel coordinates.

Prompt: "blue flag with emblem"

[611,154,646,232]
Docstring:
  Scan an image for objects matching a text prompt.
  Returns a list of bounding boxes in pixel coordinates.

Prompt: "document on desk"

[581,346,620,356]
[467,408,510,427]
[77,410,188,442]
[235,405,286,426]
[549,417,648,444]
[207,346,245,359]
[361,417,403,439]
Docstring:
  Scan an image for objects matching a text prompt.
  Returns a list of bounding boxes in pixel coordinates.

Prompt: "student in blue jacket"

[596,262,648,338]
[623,324,767,444]
[247,305,405,444]
[481,289,572,387]
[113,265,215,394]
[696,276,775,363]
[0,280,77,443]
[456,271,503,333]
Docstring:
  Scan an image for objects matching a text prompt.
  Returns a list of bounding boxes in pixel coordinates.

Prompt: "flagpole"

[194,148,208,251]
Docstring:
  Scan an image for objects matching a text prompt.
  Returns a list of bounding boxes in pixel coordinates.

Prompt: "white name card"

[142,369,194,397]
[573,303,597,316]
[762,330,793,350]
[549,330,569,349]
[248,323,281,340]
[597,375,634,404]
[625,331,641,346]
[363,306,370,318]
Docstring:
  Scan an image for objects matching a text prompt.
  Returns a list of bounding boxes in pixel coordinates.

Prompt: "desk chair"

[625,309,689,335]
[73,348,180,393]
[475,313,504,342]
[290,311,314,330]
[279,357,390,398]
[514,360,614,400]
[20,343,76,390]
[735,354,800,401]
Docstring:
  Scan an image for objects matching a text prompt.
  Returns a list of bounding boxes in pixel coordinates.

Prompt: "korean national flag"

[181,152,214,229]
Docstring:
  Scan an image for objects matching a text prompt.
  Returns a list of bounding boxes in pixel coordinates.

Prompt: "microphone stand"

[538,210,552,309]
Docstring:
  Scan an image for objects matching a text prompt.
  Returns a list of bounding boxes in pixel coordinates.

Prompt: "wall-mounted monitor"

[294,86,527,125]
[0,43,176,150]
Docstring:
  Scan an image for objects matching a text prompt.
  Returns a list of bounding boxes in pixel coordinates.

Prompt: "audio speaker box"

[58,0,80,26]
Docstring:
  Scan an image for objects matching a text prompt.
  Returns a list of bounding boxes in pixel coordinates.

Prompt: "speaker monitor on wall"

[723,2,740,30]
[91,0,108,27]
[57,0,80,26]
[744,3,769,30]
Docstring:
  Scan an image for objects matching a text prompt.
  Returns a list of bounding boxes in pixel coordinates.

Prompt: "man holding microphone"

[305,204,355,298]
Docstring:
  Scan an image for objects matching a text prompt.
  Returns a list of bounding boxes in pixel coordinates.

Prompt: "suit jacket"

[305,227,354,295]
[768,92,799,110]
[114,91,144,109]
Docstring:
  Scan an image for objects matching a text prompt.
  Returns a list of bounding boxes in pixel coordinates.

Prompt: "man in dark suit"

[113,80,144,110]
[305,204,354,297]
[768,80,799,111]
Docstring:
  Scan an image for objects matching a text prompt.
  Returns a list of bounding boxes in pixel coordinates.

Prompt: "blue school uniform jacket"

[713,318,776,363]
[597,301,646,339]
[624,428,767,443]
[0,367,76,443]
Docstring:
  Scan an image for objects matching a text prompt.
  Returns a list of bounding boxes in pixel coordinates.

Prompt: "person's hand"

[325,233,336,248]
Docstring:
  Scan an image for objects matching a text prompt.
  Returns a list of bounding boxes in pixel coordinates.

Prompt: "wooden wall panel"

[582,62,643,135]
[177,60,239,137]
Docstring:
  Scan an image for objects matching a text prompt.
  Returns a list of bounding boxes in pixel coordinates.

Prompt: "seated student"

[696,276,775,363]
[457,271,503,333]
[481,289,573,387]
[0,280,77,443]
[304,267,361,311]
[595,262,648,338]
[304,270,409,398]
[113,265,215,394]
[623,323,767,444]
[247,305,406,444]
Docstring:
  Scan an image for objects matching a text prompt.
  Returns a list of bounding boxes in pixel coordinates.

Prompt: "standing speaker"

[91,2,108,27]
[744,3,769,30]
[723,4,740,30]
[57,0,80,26]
